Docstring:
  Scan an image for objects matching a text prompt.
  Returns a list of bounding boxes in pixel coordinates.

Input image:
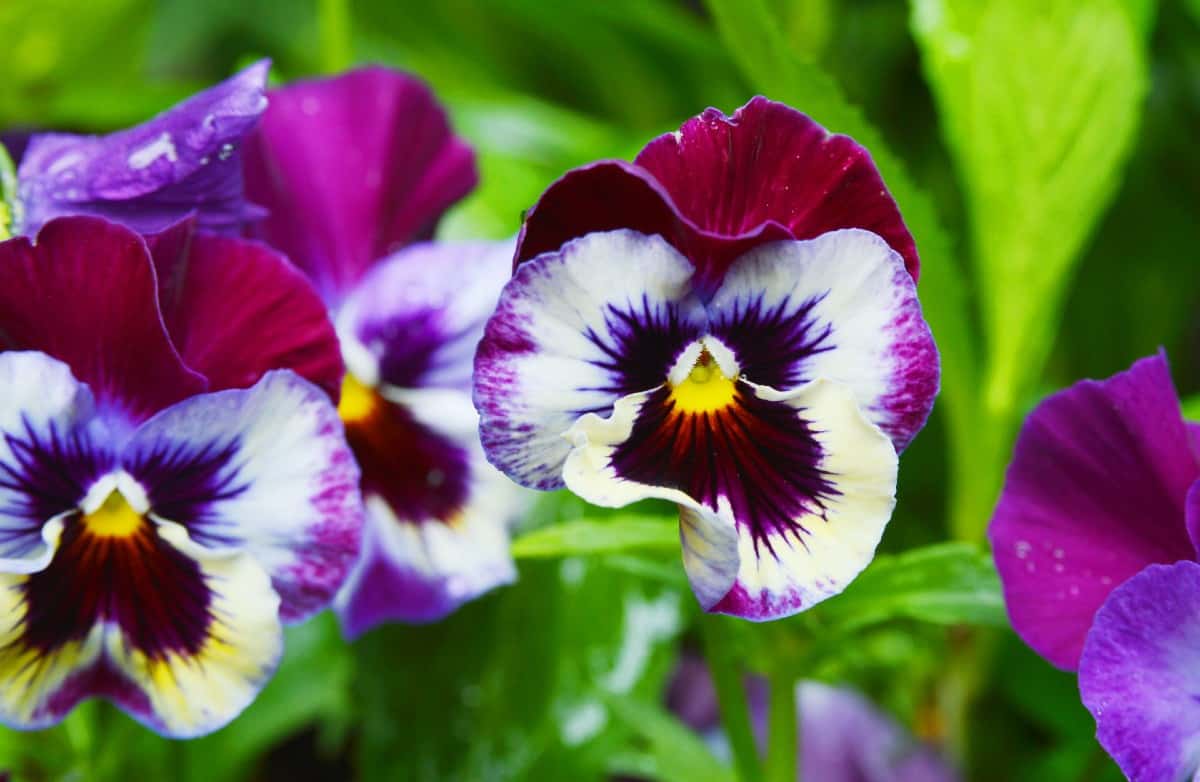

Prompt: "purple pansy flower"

[474,101,939,621]
[668,659,959,781]
[243,67,526,636]
[989,353,1200,781]
[0,215,362,737]
[16,61,269,237]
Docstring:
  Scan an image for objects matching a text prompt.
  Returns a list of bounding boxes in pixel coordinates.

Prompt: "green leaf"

[604,695,737,782]
[0,144,18,241]
[511,516,679,559]
[1182,393,1200,422]
[912,0,1148,441]
[814,543,1007,629]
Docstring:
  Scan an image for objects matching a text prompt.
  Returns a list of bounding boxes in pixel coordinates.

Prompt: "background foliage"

[2,0,1198,779]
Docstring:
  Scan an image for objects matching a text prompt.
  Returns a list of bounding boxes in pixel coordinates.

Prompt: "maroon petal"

[243,66,477,304]
[161,233,342,400]
[988,353,1200,670]
[515,98,917,292]
[0,216,206,424]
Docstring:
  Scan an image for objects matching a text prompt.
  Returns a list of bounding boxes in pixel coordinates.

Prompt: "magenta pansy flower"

[16,61,269,237]
[989,353,1200,781]
[243,67,527,635]
[0,215,362,737]
[474,99,939,621]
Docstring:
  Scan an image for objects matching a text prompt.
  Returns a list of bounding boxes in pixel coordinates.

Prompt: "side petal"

[1079,562,1200,782]
[0,518,282,738]
[0,353,109,570]
[0,217,207,424]
[338,239,514,392]
[335,389,525,634]
[17,61,269,236]
[563,378,898,620]
[162,233,343,400]
[708,230,938,451]
[474,230,706,490]
[988,353,1199,670]
[635,97,919,282]
[243,66,477,303]
[123,371,364,623]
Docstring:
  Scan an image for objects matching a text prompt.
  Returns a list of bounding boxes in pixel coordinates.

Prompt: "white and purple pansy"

[475,227,938,620]
[0,215,362,737]
[242,68,528,635]
[16,61,269,237]
[476,99,938,621]
[989,353,1200,781]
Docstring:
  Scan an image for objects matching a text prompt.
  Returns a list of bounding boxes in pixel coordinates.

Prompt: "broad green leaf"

[703,0,978,541]
[912,0,1147,437]
[511,516,679,559]
[604,695,737,782]
[814,543,1007,629]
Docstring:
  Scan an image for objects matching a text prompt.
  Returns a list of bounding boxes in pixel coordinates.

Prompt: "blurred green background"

[1,0,1198,780]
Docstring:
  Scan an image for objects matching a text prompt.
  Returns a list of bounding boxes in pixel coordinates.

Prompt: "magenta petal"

[636,97,918,281]
[1079,562,1200,782]
[17,61,269,236]
[988,353,1199,670]
[0,216,206,423]
[162,233,342,400]
[1188,480,1200,557]
[244,66,477,304]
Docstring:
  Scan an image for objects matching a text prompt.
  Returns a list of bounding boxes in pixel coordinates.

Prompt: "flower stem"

[318,0,352,73]
[765,672,798,782]
[700,616,764,782]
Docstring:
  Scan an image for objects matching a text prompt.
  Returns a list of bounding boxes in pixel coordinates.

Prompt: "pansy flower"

[0,215,362,737]
[243,67,526,635]
[989,353,1200,780]
[15,60,269,237]
[475,98,939,620]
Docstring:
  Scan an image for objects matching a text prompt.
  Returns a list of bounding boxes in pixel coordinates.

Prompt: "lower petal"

[0,517,282,737]
[564,378,897,620]
[1079,561,1200,782]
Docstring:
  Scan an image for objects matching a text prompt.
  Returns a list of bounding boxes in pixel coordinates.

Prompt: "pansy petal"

[988,353,1199,670]
[162,233,342,400]
[1079,562,1200,782]
[635,97,918,282]
[124,371,363,623]
[708,230,938,450]
[0,216,207,424]
[335,388,523,634]
[243,66,476,303]
[17,61,268,236]
[0,518,281,737]
[475,230,707,490]
[338,239,513,392]
[0,353,109,569]
[564,378,897,619]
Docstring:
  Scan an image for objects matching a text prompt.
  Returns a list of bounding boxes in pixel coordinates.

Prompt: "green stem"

[765,671,798,782]
[318,0,352,73]
[700,616,764,782]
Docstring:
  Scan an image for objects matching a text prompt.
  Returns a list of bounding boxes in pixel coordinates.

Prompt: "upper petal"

[243,66,477,304]
[123,371,364,623]
[338,239,513,393]
[708,230,938,451]
[17,61,269,236]
[162,232,343,400]
[988,353,1200,670]
[0,217,207,425]
[474,230,706,490]
[1079,561,1200,782]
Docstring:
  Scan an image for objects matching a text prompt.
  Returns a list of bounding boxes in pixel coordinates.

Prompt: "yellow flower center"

[338,373,378,424]
[82,491,144,538]
[669,350,737,414]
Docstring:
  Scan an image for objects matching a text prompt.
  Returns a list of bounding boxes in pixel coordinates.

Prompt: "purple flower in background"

[16,61,269,237]
[989,353,1200,781]
[0,216,362,737]
[668,659,959,781]
[243,67,527,635]
[474,99,938,621]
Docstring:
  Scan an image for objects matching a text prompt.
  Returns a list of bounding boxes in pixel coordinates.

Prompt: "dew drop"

[217,143,235,161]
